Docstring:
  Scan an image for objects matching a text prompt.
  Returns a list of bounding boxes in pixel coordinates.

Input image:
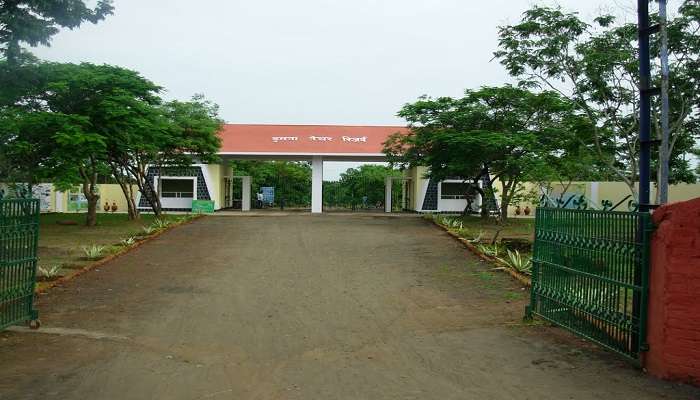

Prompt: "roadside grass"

[451,215,535,243]
[428,214,536,282]
[38,213,184,281]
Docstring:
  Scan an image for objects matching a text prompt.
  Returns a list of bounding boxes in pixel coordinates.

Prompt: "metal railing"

[527,206,653,360]
[0,199,40,330]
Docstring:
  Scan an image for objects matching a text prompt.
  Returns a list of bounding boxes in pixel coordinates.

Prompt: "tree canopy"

[0,0,114,64]
[385,85,592,219]
[494,2,699,198]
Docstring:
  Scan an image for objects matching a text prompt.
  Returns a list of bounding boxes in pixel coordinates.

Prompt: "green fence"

[527,207,653,360]
[0,199,40,330]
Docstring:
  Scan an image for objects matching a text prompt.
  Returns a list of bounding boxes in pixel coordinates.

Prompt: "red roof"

[218,124,409,155]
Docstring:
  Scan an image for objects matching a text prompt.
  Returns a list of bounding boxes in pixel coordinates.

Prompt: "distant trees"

[325,165,401,209]
[231,161,312,208]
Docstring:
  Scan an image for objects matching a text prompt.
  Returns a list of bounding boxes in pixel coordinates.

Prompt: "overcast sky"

[31,0,633,126]
[32,0,650,179]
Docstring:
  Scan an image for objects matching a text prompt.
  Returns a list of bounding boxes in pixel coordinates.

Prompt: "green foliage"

[0,0,114,64]
[324,165,402,209]
[386,85,583,220]
[37,265,62,279]
[496,249,533,275]
[120,236,137,247]
[494,3,700,194]
[231,160,312,207]
[0,60,223,221]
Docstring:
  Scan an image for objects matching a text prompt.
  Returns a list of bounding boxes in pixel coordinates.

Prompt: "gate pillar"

[240,176,251,211]
[385,177,392,213]
[311,156,323,213]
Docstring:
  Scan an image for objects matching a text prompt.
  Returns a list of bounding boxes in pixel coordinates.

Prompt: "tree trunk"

[112,166,140,220]
[80,165,100,227]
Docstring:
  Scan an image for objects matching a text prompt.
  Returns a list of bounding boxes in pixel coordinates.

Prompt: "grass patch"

[38,213,183,277]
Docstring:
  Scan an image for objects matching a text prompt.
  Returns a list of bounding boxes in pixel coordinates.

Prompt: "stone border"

[427,218,532,287]
[36,215,205,294]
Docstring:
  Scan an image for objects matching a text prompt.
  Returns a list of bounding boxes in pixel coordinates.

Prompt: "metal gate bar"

[527,207,652,359]
[0,199,40,330]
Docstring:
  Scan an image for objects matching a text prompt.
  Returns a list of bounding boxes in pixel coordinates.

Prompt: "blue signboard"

[261,187,275,205]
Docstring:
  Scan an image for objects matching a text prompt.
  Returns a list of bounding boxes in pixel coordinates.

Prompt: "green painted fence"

[0,199,40,330]
[527,207,653,360]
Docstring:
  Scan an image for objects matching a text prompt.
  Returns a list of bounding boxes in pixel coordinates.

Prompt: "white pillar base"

[240,176,251,211]
[312,156,323,213]
[385,177,393,213]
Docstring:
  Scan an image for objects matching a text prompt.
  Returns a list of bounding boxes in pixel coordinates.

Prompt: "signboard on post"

[261,187,275,206]
[191,200,215,214]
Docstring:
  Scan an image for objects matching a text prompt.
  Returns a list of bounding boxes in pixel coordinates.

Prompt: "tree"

[336,165,401,209]
[494,3,699,201]
[385,86,583,221]
[231,161,312,208]
[0,0,113,65]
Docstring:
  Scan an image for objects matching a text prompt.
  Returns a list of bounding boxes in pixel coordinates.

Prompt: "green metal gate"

[527,207,653,360]
[0,199,40,330]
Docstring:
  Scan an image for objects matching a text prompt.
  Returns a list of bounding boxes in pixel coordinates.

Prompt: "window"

[441,182,468,200]
[161,179,194,198]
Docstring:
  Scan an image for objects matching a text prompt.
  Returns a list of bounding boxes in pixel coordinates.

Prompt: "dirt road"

[1,215,697,399]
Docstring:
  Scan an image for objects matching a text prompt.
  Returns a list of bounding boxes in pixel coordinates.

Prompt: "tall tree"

[0,0,113,65]
[385,86,582,221]
[494,3,699,200]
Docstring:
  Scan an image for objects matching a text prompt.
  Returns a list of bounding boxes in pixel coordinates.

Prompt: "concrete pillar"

[590,181,599,206]
[240,176,251,211]
[311,156,323,213]
[385,177,392,213]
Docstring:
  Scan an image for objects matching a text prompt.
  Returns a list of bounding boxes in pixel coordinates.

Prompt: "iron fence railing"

[0,198,40,330]
[527,207,653,360]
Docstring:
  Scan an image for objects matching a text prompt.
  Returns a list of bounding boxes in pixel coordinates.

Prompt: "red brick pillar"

[644,197,700,385]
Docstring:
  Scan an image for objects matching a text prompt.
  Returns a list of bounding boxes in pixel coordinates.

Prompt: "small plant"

[467,230,484,244]
[142,226,156,235]
[152,218,171,230]
[120,236,136,247]
[37,265,62,279]
[496,249,533,275]
[82,244,106,260]
[476,243,502,258]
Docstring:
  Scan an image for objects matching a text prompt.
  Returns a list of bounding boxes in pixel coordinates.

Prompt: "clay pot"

[515,206,522,215]
[103,202,110,212]
[524,206,531,216]
[111,201,118,212]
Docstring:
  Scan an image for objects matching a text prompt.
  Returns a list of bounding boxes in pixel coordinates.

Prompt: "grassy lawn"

[435,215,535,243]
[38,213,182,277]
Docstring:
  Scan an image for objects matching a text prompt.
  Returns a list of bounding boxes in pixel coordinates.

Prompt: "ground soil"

[1,215,697,399]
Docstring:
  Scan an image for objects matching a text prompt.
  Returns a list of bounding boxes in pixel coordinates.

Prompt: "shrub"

[120,236,136,247]
[37,265,62,279]
[82,244,106,260]
[496,249,532,275]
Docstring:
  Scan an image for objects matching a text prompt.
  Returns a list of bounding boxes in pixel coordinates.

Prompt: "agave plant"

[152,218,171,230]
[82,244,106,260]
[467,230,484,244]
[120,236,137,247]
[142,226,156,235]
[477,243,505,258]
[496,249,533,275]
[37,265,62,279]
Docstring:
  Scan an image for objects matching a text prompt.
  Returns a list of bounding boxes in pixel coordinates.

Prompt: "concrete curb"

[428,218,532,287]
[36,215,205,294]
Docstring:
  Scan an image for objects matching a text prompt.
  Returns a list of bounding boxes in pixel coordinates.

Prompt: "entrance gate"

[0,198,40,330]
[527,206,653,360]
